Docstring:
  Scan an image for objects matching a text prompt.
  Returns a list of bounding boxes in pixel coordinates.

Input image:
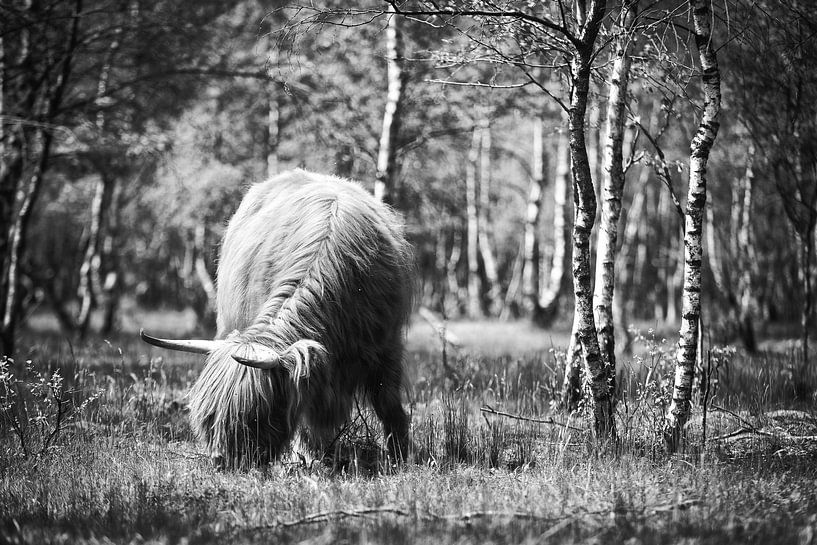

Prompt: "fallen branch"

[480,405,585,432]
[710,427,774,442]
[245,502,703,534]
[710,405,759,432]
[418,306,462,349]
[253,506,410,530]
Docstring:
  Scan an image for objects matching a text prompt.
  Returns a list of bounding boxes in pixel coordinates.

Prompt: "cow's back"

[214,170,412,347]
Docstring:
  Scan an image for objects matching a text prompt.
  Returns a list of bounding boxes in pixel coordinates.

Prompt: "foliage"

[0,356,100,458]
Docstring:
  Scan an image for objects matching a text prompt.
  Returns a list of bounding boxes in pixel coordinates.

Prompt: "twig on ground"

[480,405,584,432]
[429,510,554,522]
[250,506,410,530]
[540,517,573,540]
[648,498,702,514]
[710,405,759,432]
[246,502,709,534]
[418,307,462,349]
[710,428,775,442]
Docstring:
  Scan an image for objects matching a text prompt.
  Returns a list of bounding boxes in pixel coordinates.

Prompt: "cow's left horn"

[140,329,224,354]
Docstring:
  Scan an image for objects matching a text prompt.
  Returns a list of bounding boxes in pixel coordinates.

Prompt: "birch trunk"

[446,229,463,317]
[736,144,757,351]
[536,121,570,326]
[433,229,448,310]
[466,126,483,318]
[266,19,279,177]
[374,5,405,205]
[593,0,637,374]
[522,118,546,316]
[76,174,115,336]
[77,26,122,337]
[2,136,52,352]
[100,183,124,335]
[477,119,501,315]
[664,0,722,451]
[0,13,32,356]
[266,85,279,177]
[1,0,81,354]
[501,237,525,320]
[615,170,648,354]
[568,6,614,438]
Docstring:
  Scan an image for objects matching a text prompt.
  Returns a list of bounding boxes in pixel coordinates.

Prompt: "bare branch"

[480,404,584,431]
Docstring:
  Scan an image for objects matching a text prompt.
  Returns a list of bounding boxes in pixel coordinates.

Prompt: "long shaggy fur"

[188,170,413,468]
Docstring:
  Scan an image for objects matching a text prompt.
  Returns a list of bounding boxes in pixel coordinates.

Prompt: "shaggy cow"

[141,170,413,468]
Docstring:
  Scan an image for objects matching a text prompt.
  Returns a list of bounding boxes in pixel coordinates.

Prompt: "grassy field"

[1,317,817,544]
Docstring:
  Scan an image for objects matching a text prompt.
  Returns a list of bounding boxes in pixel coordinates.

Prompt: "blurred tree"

[521,112,570,327]
[1,0,238,353]
[727,1,817,366]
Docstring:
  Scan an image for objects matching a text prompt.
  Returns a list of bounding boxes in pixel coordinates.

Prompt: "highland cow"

[141,169,413,468]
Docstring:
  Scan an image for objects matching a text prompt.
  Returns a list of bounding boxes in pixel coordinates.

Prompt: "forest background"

[2,0,815,423]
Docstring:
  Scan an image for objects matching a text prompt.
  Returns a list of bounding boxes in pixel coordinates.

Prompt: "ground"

[1,316,816,544]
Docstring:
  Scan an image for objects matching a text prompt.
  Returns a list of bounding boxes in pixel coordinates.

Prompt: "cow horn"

[231,344,281,370]
[140,329,224,354]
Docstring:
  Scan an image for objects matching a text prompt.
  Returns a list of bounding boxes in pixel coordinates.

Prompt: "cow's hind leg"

[367,359,409,462]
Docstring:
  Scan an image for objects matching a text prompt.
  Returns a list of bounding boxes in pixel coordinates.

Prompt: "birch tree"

[374,4,406,205]
[593,0,638,372]
[1,0,83,355]
[525,118,570,328]
[664,0,722,450]
[566,0,615,438]
[477,119,502,316]
[465,126,483,318]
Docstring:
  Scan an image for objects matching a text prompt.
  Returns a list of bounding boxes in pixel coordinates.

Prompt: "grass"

[1,318,816,544]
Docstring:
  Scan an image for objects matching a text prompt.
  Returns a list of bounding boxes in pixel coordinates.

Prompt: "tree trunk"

[522,117,547,316]
[446,229,464,317]
[536,120,571,327]
[615,169,648,354]
[194,224,217,330]
[266,85,279,177]
[736,143,757,352]
[432,228,448,311]
[664,0,722,451]
[1,0,82,355]
[76,174,115,337]
[568,37,615,440]
[466,126,483,318]
[593,0,637,377]
[562,310,584,411]
[2,134,53,353]
[0,11,34,356]
[477,119,501,316]
[500,237,525,320]
[374,5,405,206]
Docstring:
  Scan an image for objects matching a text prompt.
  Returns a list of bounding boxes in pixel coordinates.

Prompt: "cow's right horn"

[140,329,224,354]
[231,343,281,369]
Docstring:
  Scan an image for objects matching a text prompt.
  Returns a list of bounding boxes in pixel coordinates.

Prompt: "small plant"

[0,356,100,458]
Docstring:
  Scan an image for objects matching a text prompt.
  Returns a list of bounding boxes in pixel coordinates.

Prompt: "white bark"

[374,6,405,204]
[466,126,482,318]
[664,0,722,450]
[537,121,570,323]
[477,119,501,315]
[593,0,637,371]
